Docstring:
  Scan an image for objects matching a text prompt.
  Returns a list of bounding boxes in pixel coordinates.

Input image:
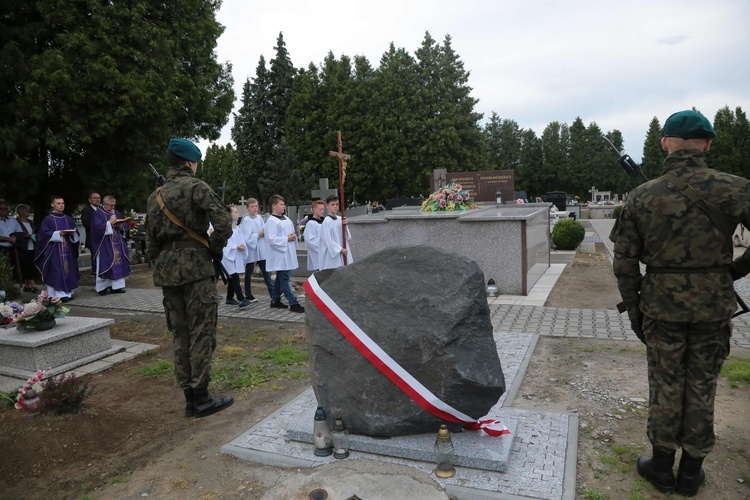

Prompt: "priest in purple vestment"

[90,195,130,295]
[34,196,79,301]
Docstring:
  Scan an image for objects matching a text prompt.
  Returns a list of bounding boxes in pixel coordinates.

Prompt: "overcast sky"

[203,0,750,162]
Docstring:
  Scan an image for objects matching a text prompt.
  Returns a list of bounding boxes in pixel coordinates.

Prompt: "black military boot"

[183,388,194,417]
[192,388,234,418]
[636,446,676,493]
[676,452,705,497]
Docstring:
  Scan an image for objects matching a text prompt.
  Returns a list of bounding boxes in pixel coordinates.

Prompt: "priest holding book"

[34,196,79,301]
[90,195,130,295]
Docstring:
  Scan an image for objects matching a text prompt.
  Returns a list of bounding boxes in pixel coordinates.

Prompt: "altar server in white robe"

[239,197,273,301]
[303,200,326,272]
[264,195,304,313]
[319,194,354,270]
[221,206,251,308]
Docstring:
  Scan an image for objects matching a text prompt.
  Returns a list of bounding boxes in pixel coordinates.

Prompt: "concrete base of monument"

[286,389,518,472]
[0,317,124,380]
[221,332,579,500]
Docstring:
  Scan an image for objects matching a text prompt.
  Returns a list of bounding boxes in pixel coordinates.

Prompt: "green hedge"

[612,205,623,219]
[552,219,586,250]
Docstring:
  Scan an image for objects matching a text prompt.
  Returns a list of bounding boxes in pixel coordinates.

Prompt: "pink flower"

[37,290,49,301]
[49,296,60,304]
[22,302,45,315]
[14,402,22,409]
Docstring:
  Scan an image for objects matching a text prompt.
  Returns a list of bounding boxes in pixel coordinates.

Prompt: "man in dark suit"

[79,192,100,253]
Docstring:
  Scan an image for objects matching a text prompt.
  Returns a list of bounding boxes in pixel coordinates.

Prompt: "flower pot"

[34,319,56,331]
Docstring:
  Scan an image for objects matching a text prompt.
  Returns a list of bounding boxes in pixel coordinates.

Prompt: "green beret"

[167,138,202,162]
[662,110,716,139]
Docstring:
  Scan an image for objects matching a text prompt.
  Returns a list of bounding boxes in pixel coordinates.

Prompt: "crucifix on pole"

[328,131,352,265]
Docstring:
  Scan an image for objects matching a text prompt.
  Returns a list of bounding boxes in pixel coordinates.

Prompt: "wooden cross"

[328,131,352,265]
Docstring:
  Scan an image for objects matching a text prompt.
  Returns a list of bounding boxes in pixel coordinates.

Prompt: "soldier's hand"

[630,316,646,345]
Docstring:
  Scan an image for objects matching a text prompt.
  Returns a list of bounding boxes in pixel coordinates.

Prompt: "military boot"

[676,452,705,497]
[192,388,233,418]
[183,388,194,417]
[636,447,676,493]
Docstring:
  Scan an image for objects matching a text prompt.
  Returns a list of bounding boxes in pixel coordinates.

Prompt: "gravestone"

[306,245,506,437]
[0,317,121,379]
[431,168,448,192]
[311,178,338,201]
[445,170,514,203]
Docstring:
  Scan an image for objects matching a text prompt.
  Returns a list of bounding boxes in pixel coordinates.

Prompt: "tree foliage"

[0,0,234,214]
[197,144,242,204]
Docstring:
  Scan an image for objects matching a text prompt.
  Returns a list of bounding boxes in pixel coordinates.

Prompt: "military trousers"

[161,277,220,391]
[643,316,731,458]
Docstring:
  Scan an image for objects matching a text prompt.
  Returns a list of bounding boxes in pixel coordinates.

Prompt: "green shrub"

[41,373,94,415]
[612,205,624,219]
[0,253,19,300]
[552,219,586,250]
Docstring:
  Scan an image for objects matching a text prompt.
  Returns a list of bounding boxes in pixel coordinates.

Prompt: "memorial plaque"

[445,170,514,202]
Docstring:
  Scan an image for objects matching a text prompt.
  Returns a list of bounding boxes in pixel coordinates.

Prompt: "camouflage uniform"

[612,149,750,458]
[145,164,232,393]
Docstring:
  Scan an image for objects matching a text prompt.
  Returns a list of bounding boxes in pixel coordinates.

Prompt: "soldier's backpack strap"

[661,172,735,255]
[155,188,210,250]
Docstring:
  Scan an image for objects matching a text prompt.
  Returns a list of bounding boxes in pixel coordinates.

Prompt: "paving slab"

[222,331,576,499]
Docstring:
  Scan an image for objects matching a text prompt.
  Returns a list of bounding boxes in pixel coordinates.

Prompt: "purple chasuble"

[91,206,130,280]
[34,212,79,293]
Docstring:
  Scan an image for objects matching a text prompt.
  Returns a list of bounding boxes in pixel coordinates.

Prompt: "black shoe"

[636,447,676,494]
[61,296,73,303]
[98,289,109,296]
[676,453,705,497]
[289,303,305,313]
[192,389,233,418]
[270,301,288,309]
[247,295,258,303]
[110,288,126,294]
[225,299,239,305]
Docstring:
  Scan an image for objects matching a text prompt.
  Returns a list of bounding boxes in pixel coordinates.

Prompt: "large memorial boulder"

[306,245,505,437]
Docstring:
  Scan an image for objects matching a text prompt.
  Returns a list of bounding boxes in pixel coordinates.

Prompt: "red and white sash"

[303,275,510,437]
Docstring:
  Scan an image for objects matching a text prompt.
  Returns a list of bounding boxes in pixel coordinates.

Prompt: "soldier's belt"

[160,240,207,252]
[645,265,728,274]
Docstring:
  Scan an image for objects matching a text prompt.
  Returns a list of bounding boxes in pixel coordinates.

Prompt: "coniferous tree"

[484,114,523,171]
[232,57,272,204]
[518,129,543,198]
[540,122,569,193]
[198,144,242,204]
[711,106,750,177]
[641,117,666,181]
[413,33,485,183]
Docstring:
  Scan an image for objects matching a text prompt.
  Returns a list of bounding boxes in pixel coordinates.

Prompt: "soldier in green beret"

[145,138,234,418]
[612,110,750,495]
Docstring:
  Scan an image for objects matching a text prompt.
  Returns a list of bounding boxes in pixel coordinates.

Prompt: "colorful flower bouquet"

[1,301,24,326]
[13,291,69,331]
[421,183,477,212]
